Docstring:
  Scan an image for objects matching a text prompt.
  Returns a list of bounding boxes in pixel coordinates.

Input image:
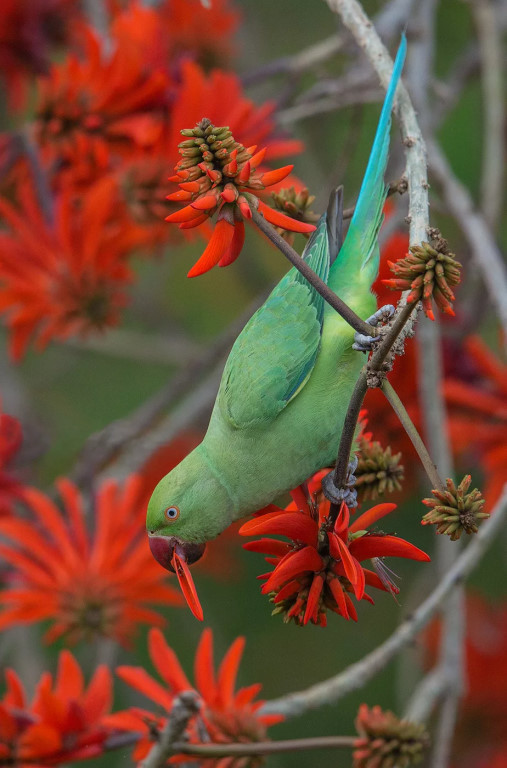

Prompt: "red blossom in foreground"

[107,627,283,763]
[0,179,146,360]
[0,404,24,516]
[0,650,113,767]
[166,118,314,276]
[0,476,182,644]
[240,476,430,626]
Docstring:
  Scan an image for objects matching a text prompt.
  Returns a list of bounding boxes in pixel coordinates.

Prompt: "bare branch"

[472,0,505,230]
[140,692,200,768]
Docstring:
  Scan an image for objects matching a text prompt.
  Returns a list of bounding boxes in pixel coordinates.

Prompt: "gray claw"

[353,304,396,352]
[352,334,377,352]
[322,458,358,508]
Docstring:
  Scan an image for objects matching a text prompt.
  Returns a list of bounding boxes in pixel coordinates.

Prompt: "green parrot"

[148,37,406,572]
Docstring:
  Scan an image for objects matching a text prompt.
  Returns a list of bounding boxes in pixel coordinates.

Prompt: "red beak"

[148,536,205,621]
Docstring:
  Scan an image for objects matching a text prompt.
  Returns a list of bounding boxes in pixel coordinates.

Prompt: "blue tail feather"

[329,35,406,285]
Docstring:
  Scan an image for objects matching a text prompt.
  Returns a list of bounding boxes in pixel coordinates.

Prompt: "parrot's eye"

[165,506,180,521]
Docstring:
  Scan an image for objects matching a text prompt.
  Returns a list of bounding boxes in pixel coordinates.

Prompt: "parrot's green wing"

[218,215,331,429]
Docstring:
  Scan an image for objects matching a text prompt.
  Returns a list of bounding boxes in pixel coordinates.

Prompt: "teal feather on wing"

[218,212,331,429]
[330,35,407,284]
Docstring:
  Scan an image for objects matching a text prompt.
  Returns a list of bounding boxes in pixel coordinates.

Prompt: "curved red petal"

[257,200,316,233]
[239,512,318,546]
[303,573,324,625]
[187,220,234,278]
[349,503,397,534]
[218,221,245,267]
[350,535,431,562]
[242,538,291,556]
[259,165,293,187]
[261,546,323,593]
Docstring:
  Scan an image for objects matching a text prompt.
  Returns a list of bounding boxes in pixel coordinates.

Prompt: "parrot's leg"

[352,304,395,352]
[322,456,358,509]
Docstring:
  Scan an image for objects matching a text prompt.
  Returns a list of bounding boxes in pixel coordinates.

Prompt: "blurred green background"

[1,0,505,766]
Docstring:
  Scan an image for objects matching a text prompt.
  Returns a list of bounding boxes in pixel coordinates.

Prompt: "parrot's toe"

[352,304,396,352]
[322,458,358,508]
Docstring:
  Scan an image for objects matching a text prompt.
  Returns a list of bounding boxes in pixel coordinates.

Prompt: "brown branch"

[251,207,375,337]
[172,735,356,757]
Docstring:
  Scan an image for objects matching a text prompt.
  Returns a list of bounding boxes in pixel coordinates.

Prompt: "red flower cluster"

[0,650,112,766]
[0,475,182,644]
[166,118,314,276]
[0,0,303,358]
[108,627,283,762]
[240,476,430,626]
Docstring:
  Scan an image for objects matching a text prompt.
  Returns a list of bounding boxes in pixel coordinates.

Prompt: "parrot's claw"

[352,304,395,352]
[322,457,358,508]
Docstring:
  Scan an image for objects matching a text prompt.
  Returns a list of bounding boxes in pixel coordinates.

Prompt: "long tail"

[329,35,406,289]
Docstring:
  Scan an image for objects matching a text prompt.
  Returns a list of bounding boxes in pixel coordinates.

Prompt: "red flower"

[240,476,430,626]
[166,118,314,276]
[444,336,507,507]
[425,594,507,764]
[0,0,81,110]
[111,0,240,71]
[0,178,146,360]
[108,627,283,763]
[0,403,24,516]
[0,650,113,767]
[34,25,168,168]
[0,475,182,644]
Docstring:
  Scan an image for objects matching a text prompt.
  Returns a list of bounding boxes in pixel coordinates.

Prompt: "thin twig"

[381,380,443,491]
[251,207,374,336]
[404,667,447,722]
[472,0,505,230]
[171,735,356,757]
[260,484,507,719]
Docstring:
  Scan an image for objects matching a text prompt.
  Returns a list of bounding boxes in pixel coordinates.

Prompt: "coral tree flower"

[35,26,168,167]
[108,627,283,763]
[0,650,113,766]
[240,478,430,626]
[166,118,315,277]
[0,476,181,644]
[0,179,146,360]
[353,704,429,768]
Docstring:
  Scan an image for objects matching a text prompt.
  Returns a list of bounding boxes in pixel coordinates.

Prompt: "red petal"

[328,577,349,619]
[349,503,397,534]
[218,221,245,267]
[242,538,290,556]
[257,200,316,233]
[249,148,267,169]
[166,190,193,202]
[328,533,360,586]
[191,194,219,211]
[166,205,204,223]
[149,628,192,692]
[289,485,311,515]
[194,628,216,703]
[171,552,204,620]
[303,573,324,625]
[217,637,245,708]
[261,546,322,593]
[179,213,208,230]
[259,165,293,187]
[350,535,431,562]
[239,511,317,546]
[187,220,235,278]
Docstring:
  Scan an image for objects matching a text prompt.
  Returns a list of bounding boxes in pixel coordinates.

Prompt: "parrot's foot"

[322,457,358,508]
[352,304,395,352]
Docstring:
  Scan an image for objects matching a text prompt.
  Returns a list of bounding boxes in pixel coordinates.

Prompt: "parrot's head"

[146,446,234,572]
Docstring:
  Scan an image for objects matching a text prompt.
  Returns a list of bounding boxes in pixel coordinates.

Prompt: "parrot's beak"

[148,535,206,572]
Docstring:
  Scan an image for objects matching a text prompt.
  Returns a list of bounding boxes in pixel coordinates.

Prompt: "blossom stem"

[381,379,445,492]
[251,207,374,336]
[171,735,356,757]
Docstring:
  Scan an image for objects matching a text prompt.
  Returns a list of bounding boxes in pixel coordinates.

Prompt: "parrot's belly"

[203,309,370,518]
